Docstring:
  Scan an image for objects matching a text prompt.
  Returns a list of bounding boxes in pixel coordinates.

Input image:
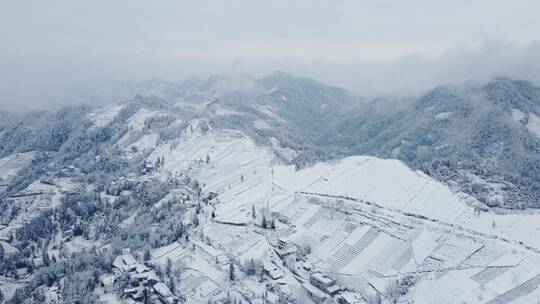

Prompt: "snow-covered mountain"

[327,77,540,209]
[75,72,540,209]
[1,73,540,304]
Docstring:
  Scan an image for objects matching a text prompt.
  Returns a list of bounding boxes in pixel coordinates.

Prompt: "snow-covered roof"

[112,255,124,267]
[265,291,279,304]
[263,261,285,279]
[153,282,173,297]
[131,270,160,282]
[339,292,366,304]
[124,287,139,294]
[135,263,149,273]
[100,275,115,285]
[123,254,138,266]
[310,272,335,285]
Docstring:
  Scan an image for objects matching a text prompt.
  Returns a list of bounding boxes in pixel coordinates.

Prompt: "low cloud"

[1,0,539,109]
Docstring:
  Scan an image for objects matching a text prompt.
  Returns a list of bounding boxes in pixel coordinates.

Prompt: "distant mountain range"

[2,72,539,209]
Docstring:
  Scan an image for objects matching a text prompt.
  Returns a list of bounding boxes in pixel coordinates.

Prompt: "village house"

[264,291,279,304]
[274,237,298,258]
[99,274,115,293]
[263,260,285,280]
[144,162,155,173]
[337,292,366,304]
[310,272,341,295]
[153,282,177,304]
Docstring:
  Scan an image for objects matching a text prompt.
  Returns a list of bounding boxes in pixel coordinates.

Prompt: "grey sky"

[1,0,540,108]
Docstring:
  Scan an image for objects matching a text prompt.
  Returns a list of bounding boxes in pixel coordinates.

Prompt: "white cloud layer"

[1,0,539,108]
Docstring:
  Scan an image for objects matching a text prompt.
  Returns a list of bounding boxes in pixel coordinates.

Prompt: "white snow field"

[266,157,540,303]
[273,156,540,251]
[527,112,540,138]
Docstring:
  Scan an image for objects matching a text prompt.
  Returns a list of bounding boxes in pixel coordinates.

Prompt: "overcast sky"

[1,0,540,109]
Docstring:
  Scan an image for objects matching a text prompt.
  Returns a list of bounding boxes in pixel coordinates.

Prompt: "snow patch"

[526,113,540,138]
[435,112,453,120]
[511,109,525,122]
[253,120,270,130]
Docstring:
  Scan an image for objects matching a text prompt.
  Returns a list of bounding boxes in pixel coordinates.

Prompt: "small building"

[99,275,115,293]
[153,282,173,299]
[275,245,297,259]
[263,261,285,280]
[310,272,340,295]
[145,162,155,173]
[112,251,140,274]
[124,287,140,297]
[303,262,313,271]
[277,237,290,250]
[133,271,160,285]
[337,292,366,304]
[264,291,279,304]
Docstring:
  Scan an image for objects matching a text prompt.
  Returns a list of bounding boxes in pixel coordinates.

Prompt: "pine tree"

[143,248,151,261]
[169,276,176,294]
[42,250,50,267]
[262,214,267,229]
[0,244,4,262]
[166,258,172,276]
[246,258,256,275]
[206,154,210,164]
[193,212,200,226]
[211,210,216,219]
[270,218,276,229]
[251,205,256,219]
[143,287,149,304]
[228,263,235,282]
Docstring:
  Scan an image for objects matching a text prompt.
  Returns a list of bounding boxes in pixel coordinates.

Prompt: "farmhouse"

[274,237,298,258]
[263,260,285,280]
[310,272,340,295]
[99,274,115,293]
[337,292,366,304]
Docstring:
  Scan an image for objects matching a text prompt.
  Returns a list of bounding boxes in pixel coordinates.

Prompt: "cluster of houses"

[101,248,179,304]
[273,237,365,304]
